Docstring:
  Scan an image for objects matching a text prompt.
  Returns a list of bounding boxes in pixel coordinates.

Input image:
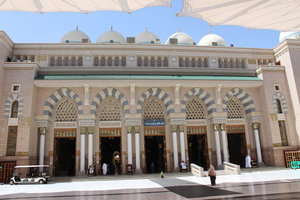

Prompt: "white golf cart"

[9,165,50,185]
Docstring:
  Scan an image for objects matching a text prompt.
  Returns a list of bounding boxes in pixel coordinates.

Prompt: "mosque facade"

[0,28,299,180]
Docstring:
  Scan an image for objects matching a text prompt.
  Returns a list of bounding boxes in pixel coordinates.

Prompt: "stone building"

[0,28,299,180]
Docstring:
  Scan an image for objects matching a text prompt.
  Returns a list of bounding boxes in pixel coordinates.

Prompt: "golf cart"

[9,165,50,185]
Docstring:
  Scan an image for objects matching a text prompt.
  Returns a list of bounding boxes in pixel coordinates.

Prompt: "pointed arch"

[43,88,83,117]
[4,94,24,118]
[181,88,216,115]
[137,88,174,115]
[223,88,255,114]
[272,93,288,113]
[90,88,129,115]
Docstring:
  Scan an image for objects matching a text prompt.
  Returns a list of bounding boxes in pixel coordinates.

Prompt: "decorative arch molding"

[272,92,288,113]
[137,88,174,115]
[4,94,24,118]
[90,88,129,115]
[223,88,255,114]
[43,88,83,117]
[181,88,216,115]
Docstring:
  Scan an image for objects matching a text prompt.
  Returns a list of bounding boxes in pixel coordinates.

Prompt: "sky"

[0,0,281,49]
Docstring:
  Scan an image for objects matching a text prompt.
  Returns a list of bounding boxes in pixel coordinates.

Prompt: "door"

[227,133,247,167]
[100,137,121,175]
[145,136,165,173]
[187,134,209,169]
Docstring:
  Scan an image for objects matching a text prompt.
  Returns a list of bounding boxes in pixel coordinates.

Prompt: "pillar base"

[78,171,86,176]
[258,162,266,167]
[134,169,142,174]
[173,167,180,172]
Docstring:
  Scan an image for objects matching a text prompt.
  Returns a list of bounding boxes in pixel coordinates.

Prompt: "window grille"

[99,99,121,121]
[78,56,83,66]
[6,126,18,156]
[276,99,283,113]
[279,120,288,146]
[121,56,126,66]
[71,57,76,66]
[115,56,119,66]
[55,99,77,121]
[10,101,18,118]
[163,57,168,67]
[186,99,205,119]
[227,98,243,118]
[143,99,164,120]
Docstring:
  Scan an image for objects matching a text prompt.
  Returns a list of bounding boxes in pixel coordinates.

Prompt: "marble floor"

[0,169,300,199]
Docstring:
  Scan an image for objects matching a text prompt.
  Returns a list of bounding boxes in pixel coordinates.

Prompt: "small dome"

[135,30,161,44]
[165,32,194,45]
[60,29,91,43]
[279,31,300,43]
[97,30,125,43]
[198,34,226,46]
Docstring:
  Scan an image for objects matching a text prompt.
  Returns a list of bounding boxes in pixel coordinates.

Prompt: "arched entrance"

[187,126,209,169]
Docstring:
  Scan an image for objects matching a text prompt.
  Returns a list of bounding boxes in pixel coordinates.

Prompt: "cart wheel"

[39,179,44,184]
[9,180,14,185]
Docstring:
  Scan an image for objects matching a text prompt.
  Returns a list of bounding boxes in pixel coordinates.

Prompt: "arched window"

[204,58,208,68]
[94,56,99,66]
[144,57,149,67]
[101,56,106,66]
[71,56,76,66]
[29,56,35,62]
[151,57,155,67]
[11,100,18,118]
[64,57,69,66]
[224,59,228,68]
[50,56,55,66]
[157,57,162,67]
[227,98,243,118]
[108,56,112,66]
[179,57,183,67]
[230,59,234,68]
[241,59,245,69]
[163,57,168,67]
[218,59,222,68]
[198,58,202,68]
[186,98,205,119]
[57,56,62,66]
[276,99,283,114]
[257,60,261,66]
[121,56,126,66]
[115,56,119,66]
[143,99,164,120]
[22,56,28,61]
[263,59,268,65]
[191,58,196,67]
[137,56,142,66]
[99,99,121,121]
[185,58,189,67]
[78,56,83,66]
[55,99,77,121]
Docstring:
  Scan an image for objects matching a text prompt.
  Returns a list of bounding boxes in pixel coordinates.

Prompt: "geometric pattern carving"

[137,88,174,115]
[90,88,129,115]
[6,126,18,156]
[223,88,255,114]
[55,99,78,121]
[143,99,164,120]
[181,88,216,115]
[99,99,121,121]
[226,98,243,118]
[272,93,288,113]
[43,88,83,117]
[4,94,24,118]
[186,98,205,119]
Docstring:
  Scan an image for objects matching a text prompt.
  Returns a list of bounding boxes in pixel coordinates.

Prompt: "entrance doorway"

[187,134,209,169]
[54,138,76,176]
[145,136,165,173]
[100,137,121,175]
[227,133,247,167]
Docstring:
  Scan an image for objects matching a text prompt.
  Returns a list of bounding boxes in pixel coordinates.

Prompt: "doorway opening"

[100,137,121,175]
[145,135,166,173]
[227,133,247,167]
[187,134,209,169]
[54,137,76,176]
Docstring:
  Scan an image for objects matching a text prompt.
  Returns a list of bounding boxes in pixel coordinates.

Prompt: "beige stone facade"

[0,30,299,178]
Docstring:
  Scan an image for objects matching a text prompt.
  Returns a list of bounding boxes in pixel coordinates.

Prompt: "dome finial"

[144,27,147,32]
[76,25,78,31]
[177,28,181,33]
[111,26,113,31]
[208,29,211,34]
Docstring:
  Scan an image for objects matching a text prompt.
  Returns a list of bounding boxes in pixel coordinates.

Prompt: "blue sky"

[0,0,280,49]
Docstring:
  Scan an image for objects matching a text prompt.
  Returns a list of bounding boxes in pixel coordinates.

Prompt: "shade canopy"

[177,0,300,31]
[0,0,171,14]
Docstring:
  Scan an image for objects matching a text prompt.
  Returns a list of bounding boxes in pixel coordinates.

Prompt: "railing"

[284,150,300,168]
[223,162,241,175]
[190,163,204,177]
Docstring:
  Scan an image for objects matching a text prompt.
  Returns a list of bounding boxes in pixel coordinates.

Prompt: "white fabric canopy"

[0,0,171,14]
[177,0,300,31]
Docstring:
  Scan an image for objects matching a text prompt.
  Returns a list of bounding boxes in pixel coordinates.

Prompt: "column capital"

[87,126,94,134]
[213,124,219,131]
[220,123,226,131]
[171,125,178,132]
[252,123,259,130]
[80,126,86,134]
[39,127,47,135]
[134,125,140,133]
[179,124,184,132]
[127,125,133,133]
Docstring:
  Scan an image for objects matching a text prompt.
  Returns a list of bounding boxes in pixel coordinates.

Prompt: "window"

[227,98,243,118]
[11,84,20,92]
[71,56,76,66]
[179,57,183,67]
[157,57,162,67]
[55,99,77,121]
[78,56,83,66]
[115,56,119,66]
[137,56,142,67]
[94,57,99,66]
[101,56,105,66]
[11,101,18,118]
[57,57,62,66]
[151,57,155,67]
[276,99,283,114]
[108,56,112,66]
[121,56,126,66]
[50,56,55,66]
[274,85,280,91]
[185,58,189,67]
[6,126,18,156]
[163,57,168,67]
[99,99,121,121]
[144,57,148,67]
[186,98,205,119]
[278,120,288,146]
[64,57,69,66]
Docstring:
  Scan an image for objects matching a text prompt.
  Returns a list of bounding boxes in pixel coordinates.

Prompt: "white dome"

[279,31,300,43]
[165,32,194,45]
[96,30,125,43]
[60,30,91,43]
[135,31,161,44]
[198,34,226,46]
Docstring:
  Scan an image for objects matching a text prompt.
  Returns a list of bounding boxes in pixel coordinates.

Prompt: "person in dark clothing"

[208,164,216,186]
